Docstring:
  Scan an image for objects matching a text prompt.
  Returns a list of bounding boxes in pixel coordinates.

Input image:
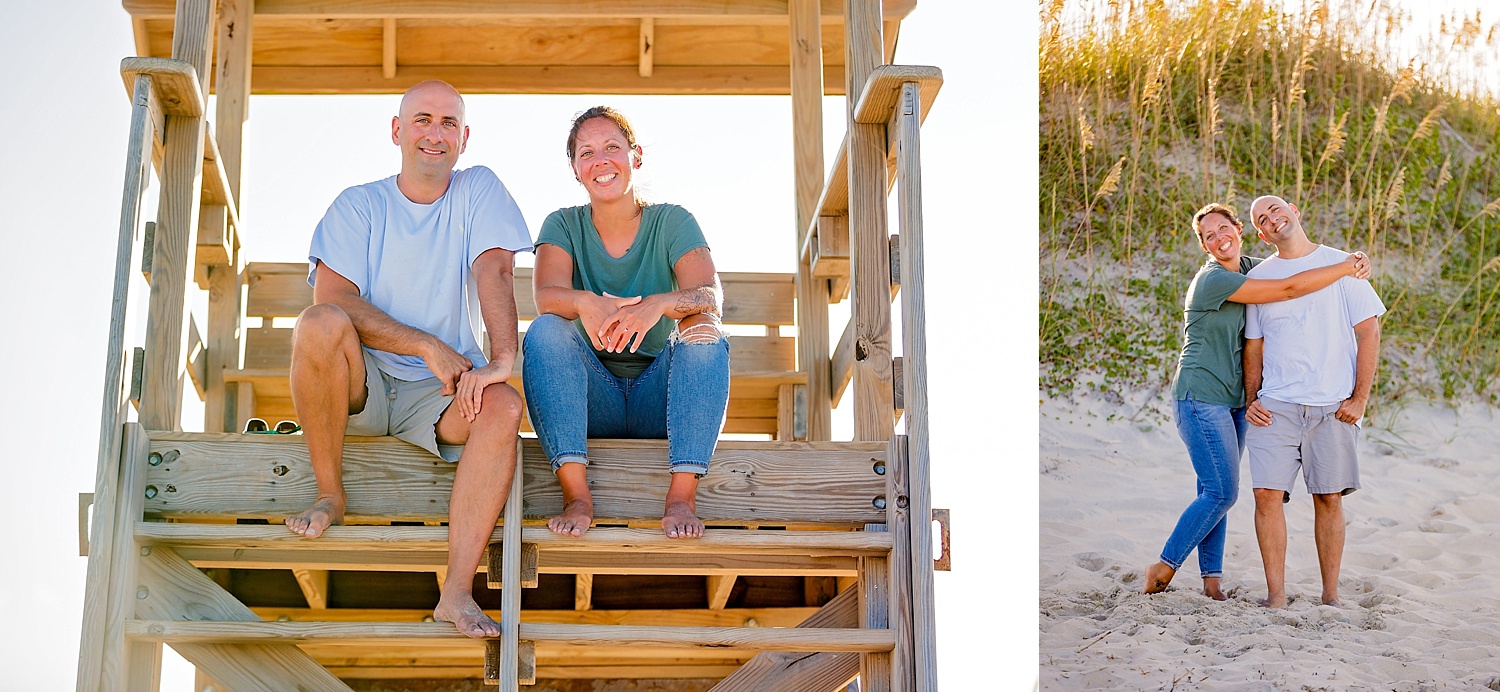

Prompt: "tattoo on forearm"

[675,285,721,317]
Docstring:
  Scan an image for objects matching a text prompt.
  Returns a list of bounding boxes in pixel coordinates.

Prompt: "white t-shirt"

[1245,245,1385,406]
[308,166,534,381]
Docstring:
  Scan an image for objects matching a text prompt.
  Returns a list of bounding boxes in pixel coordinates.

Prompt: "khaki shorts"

[347,349,462,462]
[1246,396,1361,501]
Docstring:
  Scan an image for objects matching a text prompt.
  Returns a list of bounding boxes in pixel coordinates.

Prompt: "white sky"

[0,0,1036,689]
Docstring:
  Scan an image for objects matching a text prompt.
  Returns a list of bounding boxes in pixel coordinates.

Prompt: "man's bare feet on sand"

[662,499,704,539]
[548,498,594,537]
[1260,593,1288,609]
[1143,561,1176,594]
[1321,594,1343,607]
[285,496,345,538]
[434,593,500,638]
[1203,577,1227,601]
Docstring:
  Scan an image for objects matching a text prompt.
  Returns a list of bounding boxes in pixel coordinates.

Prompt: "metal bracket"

[933,507,951,571]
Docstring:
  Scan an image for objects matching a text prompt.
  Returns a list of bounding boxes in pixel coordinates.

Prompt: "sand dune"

[1040,391,1500,690]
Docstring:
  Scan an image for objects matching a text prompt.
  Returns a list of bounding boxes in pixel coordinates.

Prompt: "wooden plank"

[126,621,896,651]
[858,525,892,692]
[293,569,330,610]
[574,574,593,611]
[844,0,894,442]
[95,426,150,688]
[252,607,817,628]
[134,547,352,690]
[708,588,859,692]
[831,314,855,406]
[194,204,230,275]
[789,0,832,442]
[143,435,888,526]
[119,57,204,117]
[485,541,540,589]
[186,313,208,399]
[852,65,942,125]
[498,440,525,689]
[174,547,858,577]
[205,265,243,433]
[204,0,250,433]
[213,0,253,201]
[520,639,537,685]
[221,64,851,95]
[894,81,938,690]
[775,384,796,441]
[382,18,397,79]
[706,575,737,610]
[122,0,919,21]
[884,436,914,690]
[638,18,655,77]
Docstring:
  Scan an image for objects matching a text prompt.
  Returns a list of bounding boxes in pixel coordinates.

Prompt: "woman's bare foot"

[548,498,594,537]
[285,496,345,539]
[1143,561,1176,594]
[1203,577,1227,601]
[662,499,704,539]
[434,592,500,638]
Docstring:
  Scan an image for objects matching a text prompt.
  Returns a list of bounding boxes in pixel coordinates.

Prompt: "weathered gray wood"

[134,547,352,691]
[858,525,893,692]
[708,588,859,692]
[173,547,856,576]
[894,80,938,690]
[790,0,832,442]
[122,0,918,21]
[851,65,942,125]
[126,621,895,651]
[143,435,888,526]
[499,440,524,689]
[78,75,157,692]
[100,426,151,689]
[884,436,914,690]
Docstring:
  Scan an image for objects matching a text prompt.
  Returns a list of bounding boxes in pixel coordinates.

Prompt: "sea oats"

[1435,156,1452,190]
[1318,110,1349,168]
[1079,107,1095,156]
[1384,168,1406,221]
[1412,102,1446,142]
[1481,197,1500,217]
[1095,156,1125,200]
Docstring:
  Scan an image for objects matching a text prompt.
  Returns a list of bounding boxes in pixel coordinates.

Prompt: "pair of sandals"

[243,418,301,434]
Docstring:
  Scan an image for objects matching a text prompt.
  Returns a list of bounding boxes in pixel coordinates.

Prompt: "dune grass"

[1040,0,1500,413]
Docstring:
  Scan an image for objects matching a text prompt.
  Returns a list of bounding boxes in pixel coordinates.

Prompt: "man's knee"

[476,383,524,425]
[1312,493,1343,510]
[293,304,357,353]
[1253,488,1285,510]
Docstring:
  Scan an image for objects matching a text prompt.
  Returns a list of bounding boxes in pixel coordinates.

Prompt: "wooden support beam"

[497,440,525,688]
[220,64,851,96]
[134,546,352,690]
[706,575,737,610]
[185,314,208,399]
[126,621,897,652]
[844,0,894,442]
[858,524,894,692]
[139,0,215,433]
[213,0,252,202]
[884,436,915,689]
[175,547,858,576]
[122,0,920,21]
[638,18,655,77]
[382,18,397,79]
[790,0,831,442]
[205,0,252,434]
[292,569,330,610]
[708,588,859,692]
[487,542,540,589]
[91,426,150,688]
[252,607,817,628]
[119,58,204,117]
[574,574,593,611]
[894,79,939,689]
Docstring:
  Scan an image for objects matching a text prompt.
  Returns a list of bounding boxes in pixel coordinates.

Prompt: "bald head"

[399,80,466,123]
[1248,194,1312,253]
[391,80,469,195]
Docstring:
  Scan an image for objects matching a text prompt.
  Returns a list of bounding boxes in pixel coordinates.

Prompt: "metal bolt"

[139,546,152,557]
[873,496,887,510]
[147,453,163,466]
[136,586,149,600]
[743,618,760,628]
[873,462,886,476]
[277,615,292,622]
[896,495,909,510]
[144,486,158,500]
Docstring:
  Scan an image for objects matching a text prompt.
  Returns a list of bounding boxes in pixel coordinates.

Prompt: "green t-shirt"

[1171,256,1262,408]
[536,203,708,378]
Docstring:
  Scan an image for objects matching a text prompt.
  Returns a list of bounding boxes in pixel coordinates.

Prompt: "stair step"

[124,621,894,652]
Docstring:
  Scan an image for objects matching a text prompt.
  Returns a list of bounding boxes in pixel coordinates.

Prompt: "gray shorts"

[347,349,462,462]
[1247,396,1360,500]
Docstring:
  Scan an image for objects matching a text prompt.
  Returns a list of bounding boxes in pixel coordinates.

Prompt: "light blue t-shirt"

[308,166,533,381]
[1245,245,1386,406]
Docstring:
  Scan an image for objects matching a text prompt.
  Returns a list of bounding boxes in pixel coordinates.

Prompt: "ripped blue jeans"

[521,313,730,476]
[1159,394,1246,578]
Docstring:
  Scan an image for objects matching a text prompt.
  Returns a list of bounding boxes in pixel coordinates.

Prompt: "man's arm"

[313,262,472,391]
[1244,337,1272,426]
[1336,316,1380,424]
[453,248,519,421]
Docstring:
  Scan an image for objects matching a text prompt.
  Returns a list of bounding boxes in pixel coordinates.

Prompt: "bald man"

[286,80,533,637]
[1243,195,1384,609]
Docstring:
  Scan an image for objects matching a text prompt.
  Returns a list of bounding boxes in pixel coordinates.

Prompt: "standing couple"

[1145,197,1385,608]
[280,81,731,637]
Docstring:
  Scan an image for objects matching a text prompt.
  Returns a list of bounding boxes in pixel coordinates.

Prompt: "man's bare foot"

[1203,577,1227,601]
[434,592,500,638]
[1321,594,1342,607]
[1260,593,1287,609]
[285,496,345,538]
[1143,561,1175,594]
[663,499,704,539]
[548,498,594,537]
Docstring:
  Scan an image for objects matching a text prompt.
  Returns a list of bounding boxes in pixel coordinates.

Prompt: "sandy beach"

[1040,389,1500,690]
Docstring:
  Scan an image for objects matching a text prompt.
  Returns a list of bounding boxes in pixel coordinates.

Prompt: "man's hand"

[576,293,644,351]
[422,339,474,396]
[454,357,512,421]
[1246,398,1274,427]
[598,295,669,353]
[1334,395,1367,425]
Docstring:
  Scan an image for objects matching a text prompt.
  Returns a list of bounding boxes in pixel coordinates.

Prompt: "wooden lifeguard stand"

[79,1,945,689]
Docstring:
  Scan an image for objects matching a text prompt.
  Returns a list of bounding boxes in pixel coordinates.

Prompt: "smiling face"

[1196,211,1243,264]
[1249,195,1302,247]
[569,116,641,204]
[391,81,468,180]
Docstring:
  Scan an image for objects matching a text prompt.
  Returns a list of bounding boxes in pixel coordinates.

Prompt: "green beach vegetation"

[1039,0,1500,413]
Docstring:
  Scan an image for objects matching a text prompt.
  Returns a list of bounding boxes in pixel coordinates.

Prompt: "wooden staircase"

[80,1,944,689]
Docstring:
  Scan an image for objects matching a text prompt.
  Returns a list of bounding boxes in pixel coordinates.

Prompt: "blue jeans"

[521,313,730,476]
[1160,394,1246,578]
